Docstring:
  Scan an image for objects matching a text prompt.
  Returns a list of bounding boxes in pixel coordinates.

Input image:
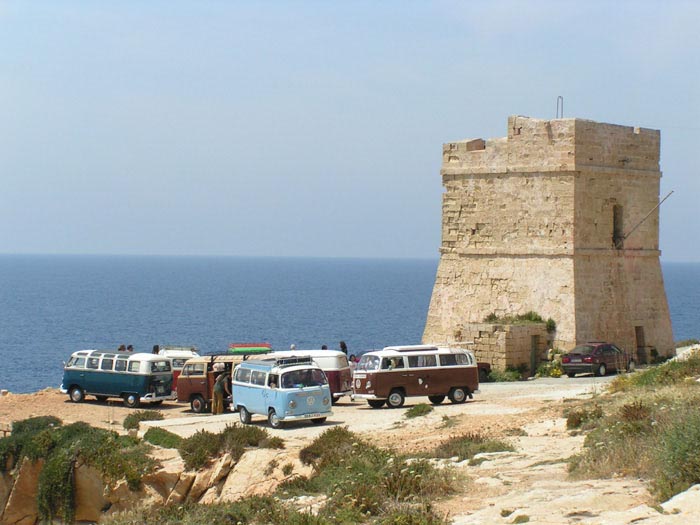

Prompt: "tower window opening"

[613,204,624,248]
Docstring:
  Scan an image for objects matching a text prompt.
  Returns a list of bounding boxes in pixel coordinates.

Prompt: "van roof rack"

[393,345,439,353]
[246,356,314,368]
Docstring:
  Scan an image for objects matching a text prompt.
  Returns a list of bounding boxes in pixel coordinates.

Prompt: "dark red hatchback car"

[561,342,635,377]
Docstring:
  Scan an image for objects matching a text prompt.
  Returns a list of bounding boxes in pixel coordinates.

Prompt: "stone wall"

[424,116,674,360]
[452,323,549,374]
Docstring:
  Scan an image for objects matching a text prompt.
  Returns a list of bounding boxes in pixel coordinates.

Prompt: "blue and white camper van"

[61,350,175,408]
[232,357,332,429]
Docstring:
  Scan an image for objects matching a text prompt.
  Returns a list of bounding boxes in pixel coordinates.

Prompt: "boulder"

[1,458,44,525]
[187,453,232,502]
[165,472,195,505]
[218,449,310,502]
[0,471,13,518]
[74,462,110,523]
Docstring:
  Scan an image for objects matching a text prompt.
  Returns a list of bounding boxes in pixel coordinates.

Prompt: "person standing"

[339,341,348,355]
[212,371,230,415]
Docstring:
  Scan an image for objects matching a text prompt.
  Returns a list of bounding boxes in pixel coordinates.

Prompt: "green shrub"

[179,430,222,470]
[489,367,523,382]
[536,361,563,378]
[610,355,700,392]
[566,405,603,430]
[122,410,164,431]
[143,427,183,449]
[299,426,358,470]
[289,426,457,520]
[0,418,155,523]
[102,496,326,525]
[375,503,449,525]
[428,432,514,462]
[405,404,434,419]
[654,410,700,501]
[545,318,556,333]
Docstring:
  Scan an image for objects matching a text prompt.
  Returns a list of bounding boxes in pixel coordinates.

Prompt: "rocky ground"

[2,377,699,524]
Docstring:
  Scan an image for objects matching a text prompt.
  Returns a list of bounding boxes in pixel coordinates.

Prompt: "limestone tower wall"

[423,116,674,361]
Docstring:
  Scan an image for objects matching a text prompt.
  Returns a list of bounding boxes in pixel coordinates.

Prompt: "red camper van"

[352,345,479,408]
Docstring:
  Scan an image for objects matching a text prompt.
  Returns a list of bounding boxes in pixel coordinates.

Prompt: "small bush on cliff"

[279,426,456,523]
[427,431,514,462]
[609,354,700,393]
[143,427,183,449]
[569,378,700,502]
[123,409,164,431]
[405,403,434,419]
[178,424,284,470]
[0,418,155,523]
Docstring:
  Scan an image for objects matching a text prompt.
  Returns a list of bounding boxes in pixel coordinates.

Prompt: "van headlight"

[322,397,329,406]
[289,400,297,409]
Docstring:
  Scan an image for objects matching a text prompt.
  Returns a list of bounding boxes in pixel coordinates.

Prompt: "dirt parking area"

[5,376,695,524]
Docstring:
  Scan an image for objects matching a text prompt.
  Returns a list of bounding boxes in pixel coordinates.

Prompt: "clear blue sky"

[1,1,698,260]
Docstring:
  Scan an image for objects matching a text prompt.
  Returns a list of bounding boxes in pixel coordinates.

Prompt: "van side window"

[68,357,86,368]
[456,353,469,365]
[235,367,252,383]
[101,359,114,370]
[114,360,127,372]
[381,357,404,370]
[268,374,279,387]
[184,363,205,376]
[440,354,459,366]
[128,361,141,373]
[408,355,436,368]
[251,370,266,386]
[87,357,100,369]
[151,361,171,373]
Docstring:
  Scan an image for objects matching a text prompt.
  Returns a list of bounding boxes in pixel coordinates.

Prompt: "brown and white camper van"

[352,345,479,408]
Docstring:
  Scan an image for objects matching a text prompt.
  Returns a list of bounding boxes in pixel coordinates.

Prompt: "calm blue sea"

[0,255,697,394]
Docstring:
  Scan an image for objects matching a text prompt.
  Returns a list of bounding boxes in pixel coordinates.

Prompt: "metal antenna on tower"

[556,96,564,118]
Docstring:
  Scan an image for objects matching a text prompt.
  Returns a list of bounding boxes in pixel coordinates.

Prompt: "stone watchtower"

[423,116,674,363]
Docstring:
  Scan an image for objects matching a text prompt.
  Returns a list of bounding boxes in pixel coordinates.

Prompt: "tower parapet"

[424,116,673,367]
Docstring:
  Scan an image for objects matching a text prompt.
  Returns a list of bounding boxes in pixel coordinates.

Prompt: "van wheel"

[449,387,467,404]
[239,406,251,424]
[95,395,108,402]
[190,395,206,413]
[123,393,140,408]
[428,395,445,405]
[386,389,405,409]
[367,400,385,408]
[311,417,326,425]
[268,409,284,429]
[69,386,85,403]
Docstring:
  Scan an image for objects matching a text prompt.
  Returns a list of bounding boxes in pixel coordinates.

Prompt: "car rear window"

[571,345,596,355]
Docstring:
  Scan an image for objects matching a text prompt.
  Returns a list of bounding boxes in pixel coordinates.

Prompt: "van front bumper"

[141,392,177,403]
[333,389,353,399]
[351,393,384,401]
[281,410,332,422]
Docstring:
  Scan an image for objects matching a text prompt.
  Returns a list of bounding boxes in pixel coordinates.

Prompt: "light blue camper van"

[232,357,332,429]
[61,350,175,408]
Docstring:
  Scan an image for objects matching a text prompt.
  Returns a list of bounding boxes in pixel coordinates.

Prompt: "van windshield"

[357,355,380,371]
[281,368,327,389]
[150,360,172,373]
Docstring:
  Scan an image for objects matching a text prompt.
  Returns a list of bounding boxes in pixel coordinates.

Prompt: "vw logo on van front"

[306,396,315,406]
